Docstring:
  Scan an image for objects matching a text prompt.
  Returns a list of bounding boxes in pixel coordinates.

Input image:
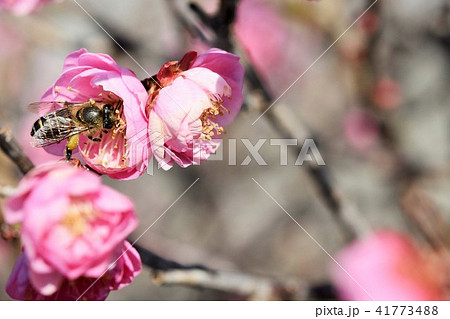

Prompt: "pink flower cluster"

[4,47,244,300]
[4,163,141,300]
[39,48,244,177]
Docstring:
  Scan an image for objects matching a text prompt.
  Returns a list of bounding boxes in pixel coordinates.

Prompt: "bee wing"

[30,117,90,148]
[28,101,93,114]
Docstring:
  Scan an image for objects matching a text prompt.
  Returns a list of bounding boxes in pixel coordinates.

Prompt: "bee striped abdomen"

[50,112,63,138]
[31,119,41,135]
[30,108,74,139]
[31,117,46,137]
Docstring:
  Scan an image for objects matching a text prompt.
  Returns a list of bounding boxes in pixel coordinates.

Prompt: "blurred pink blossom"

[358,11,380,34]
[3,163,140,297]
[148,49,244,169]
[373,78,403,110]
[6,241,141,300]
[0,0,56,15]
[343,109,380,151]
[41,48,149,180]
[332,230,447,301]
[234,0,321,95]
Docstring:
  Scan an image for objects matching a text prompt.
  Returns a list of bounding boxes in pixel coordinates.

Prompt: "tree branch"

[133,242,211,272]
[189,0,238,51]
[134,242,329,300]
[152,268,307,300]
[0,125,34,175]
[166,0,210,45]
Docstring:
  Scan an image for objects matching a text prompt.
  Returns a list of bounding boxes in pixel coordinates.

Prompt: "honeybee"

[30,99,123,160]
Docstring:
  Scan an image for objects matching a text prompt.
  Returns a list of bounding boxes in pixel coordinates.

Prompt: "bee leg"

[65,148,72,161]
[65,135,80,161]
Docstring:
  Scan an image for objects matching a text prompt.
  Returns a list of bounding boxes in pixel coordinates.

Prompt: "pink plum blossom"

[331,230,447,301]
[234,0,287,93]
[373,78,403,110]
[234,0,322,96]
[147,49,244,169]
[358,11,380,34]
[3,163,141,297]
[0,0,56,15]
[41,48,150,180]
[343,108,380,151]
[6,241,141,300]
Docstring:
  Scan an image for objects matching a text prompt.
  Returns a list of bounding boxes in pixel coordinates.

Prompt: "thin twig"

[152,268,307,300]
[133,242,212,272]
[189,0,238,51]
[135,242,333,300]
[167,0,210,45]
[0,125,34,175]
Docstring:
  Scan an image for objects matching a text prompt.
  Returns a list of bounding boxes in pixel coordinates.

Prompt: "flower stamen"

[199,96,229,140]
[61,200,98,237]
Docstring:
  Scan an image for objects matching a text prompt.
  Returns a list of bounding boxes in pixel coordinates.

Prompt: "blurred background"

[0,0,449,300]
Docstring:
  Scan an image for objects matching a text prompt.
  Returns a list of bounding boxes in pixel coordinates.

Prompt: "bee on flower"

[34,49,150,180]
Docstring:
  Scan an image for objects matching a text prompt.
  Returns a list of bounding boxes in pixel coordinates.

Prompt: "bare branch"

[167,0,210,44]
[189,0,238,51]
[135,242,334,300]
[152,268,308,300]
[0,125,34,175]
[133,242,211,272]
